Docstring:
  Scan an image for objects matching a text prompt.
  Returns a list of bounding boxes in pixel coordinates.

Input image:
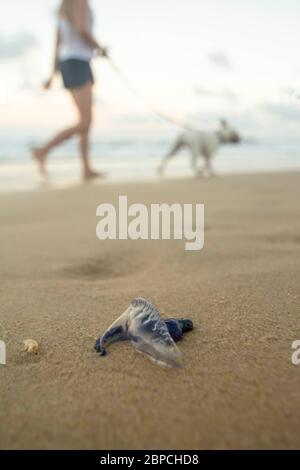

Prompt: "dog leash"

[105,57,195,132]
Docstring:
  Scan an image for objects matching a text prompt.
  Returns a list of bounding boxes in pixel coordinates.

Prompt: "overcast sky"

[1,0,300,138]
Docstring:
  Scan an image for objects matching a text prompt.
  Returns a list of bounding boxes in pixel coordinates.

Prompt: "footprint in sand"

[266,234,300,246]
[61,252,155,281]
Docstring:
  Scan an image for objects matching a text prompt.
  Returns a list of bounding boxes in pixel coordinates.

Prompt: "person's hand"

[43,77,53,90]
[96,46,109,58]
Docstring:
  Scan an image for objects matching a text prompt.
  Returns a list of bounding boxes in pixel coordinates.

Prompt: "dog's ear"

[220,119,228,129]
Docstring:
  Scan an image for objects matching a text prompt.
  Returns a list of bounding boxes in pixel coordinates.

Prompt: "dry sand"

[0,172,300,450]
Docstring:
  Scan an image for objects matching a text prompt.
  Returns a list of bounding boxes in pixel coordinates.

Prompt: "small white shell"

[23,339,39,354]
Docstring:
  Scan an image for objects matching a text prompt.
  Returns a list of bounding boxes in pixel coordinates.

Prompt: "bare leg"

[32,82,104,181]
[32,124,80,178]
[157,139,185,176]
[71,83,104,180]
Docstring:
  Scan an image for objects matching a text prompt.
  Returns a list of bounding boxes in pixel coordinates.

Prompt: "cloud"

[281,87,300,102]
[194,87,238,103]
[261,102,300,122]
[0,32,38,60]
[208,50,232,69]
[186,108,267,136]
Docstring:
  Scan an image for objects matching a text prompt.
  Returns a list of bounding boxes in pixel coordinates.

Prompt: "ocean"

[0,133,300,192]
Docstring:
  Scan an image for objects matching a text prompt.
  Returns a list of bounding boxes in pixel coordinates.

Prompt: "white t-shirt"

[58,11,94,62]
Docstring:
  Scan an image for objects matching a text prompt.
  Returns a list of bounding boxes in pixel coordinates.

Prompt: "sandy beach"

[0,171,300,450]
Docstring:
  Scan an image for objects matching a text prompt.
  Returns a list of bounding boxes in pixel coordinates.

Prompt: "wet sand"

[0,172,300,449]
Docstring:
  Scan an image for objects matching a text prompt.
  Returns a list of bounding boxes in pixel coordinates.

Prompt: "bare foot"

[32,148,48,179]
[84,170,106,182]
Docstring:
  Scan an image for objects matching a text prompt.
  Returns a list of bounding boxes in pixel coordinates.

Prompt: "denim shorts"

[59,59,94,90]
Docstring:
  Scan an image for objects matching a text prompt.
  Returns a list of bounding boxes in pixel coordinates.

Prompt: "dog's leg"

[197,146,215,178]
[205,153,215,176]
[190,147,199,176]
[157,139,185,176]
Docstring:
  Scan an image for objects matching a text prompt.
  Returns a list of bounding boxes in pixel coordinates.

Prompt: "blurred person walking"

[32,0,107,181]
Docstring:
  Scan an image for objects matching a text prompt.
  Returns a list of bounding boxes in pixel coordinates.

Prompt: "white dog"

[158,120,240,177]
